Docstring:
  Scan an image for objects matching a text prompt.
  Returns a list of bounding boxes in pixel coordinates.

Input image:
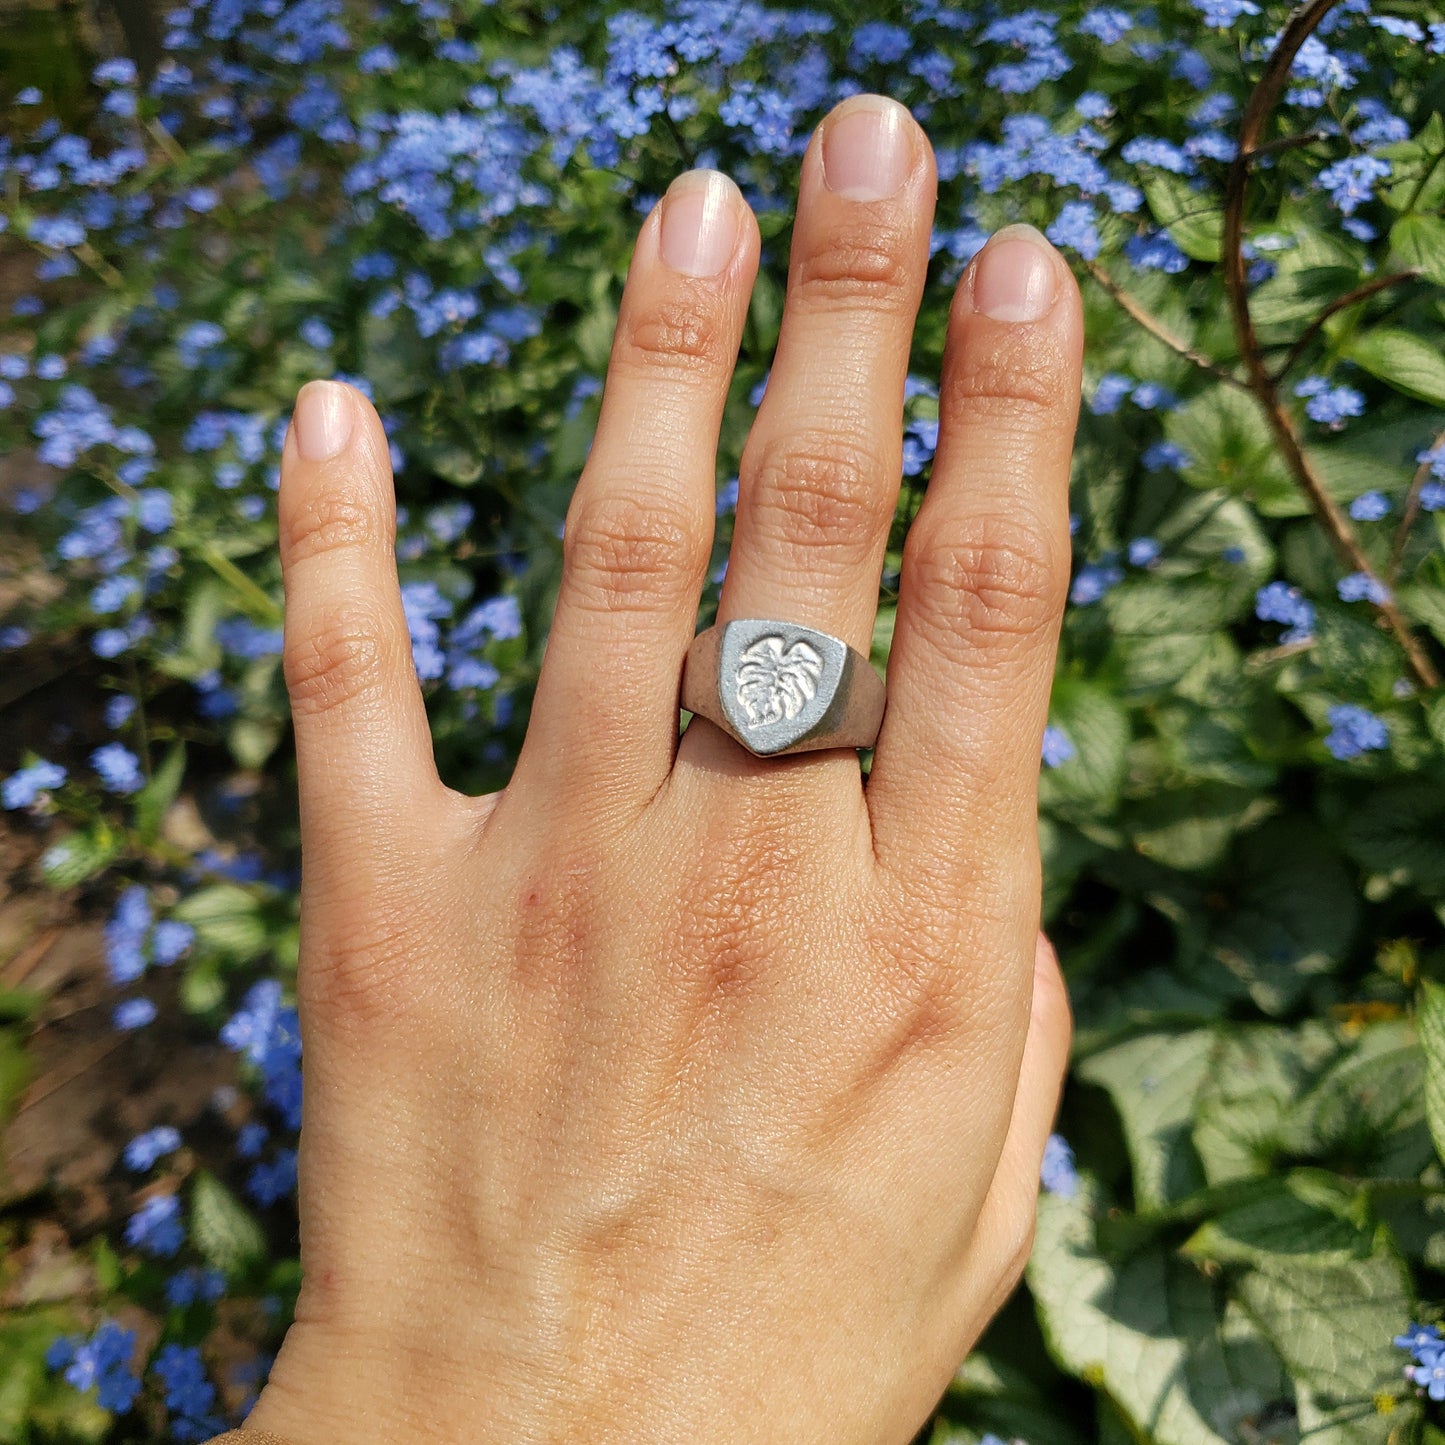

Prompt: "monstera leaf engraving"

[735,635,823,727]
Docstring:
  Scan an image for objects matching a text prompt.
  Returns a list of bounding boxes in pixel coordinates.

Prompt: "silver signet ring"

[680,618,886,757]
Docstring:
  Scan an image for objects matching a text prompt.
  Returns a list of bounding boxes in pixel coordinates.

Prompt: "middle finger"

[705,94,936,699]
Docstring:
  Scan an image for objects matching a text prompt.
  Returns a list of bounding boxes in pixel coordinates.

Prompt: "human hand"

[246,91,1081,1444]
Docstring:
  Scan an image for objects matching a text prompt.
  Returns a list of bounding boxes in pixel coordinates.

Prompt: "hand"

[247,91,1081,1444]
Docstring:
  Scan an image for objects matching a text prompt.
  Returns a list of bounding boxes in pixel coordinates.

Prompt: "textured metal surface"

[681,618,886,756]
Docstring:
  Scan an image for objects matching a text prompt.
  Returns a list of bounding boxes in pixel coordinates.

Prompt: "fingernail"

[660,169,742,278]
[292,380,353,461]
[822,94,911,201]
[972,224,1059,323]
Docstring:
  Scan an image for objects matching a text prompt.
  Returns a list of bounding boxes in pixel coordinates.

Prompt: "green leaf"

[1284,1021,1433,1179]
[227,716,283,769]
[1192,1024,1342,1186]
[1389,214,1445,287]
[1182,1173,1367,1266]
[1029,1179,1293,1445]
[1417,978,1445,1168]
[1166,385,1301,517]
[1211,821,1360,1015]
[39,825,120,888]
[190,1171,266,1275]
[1077,1030,1214,1210]
[1342,780,1445,891]
[132,743,185,844]
[1141,170,1223,262]
[1038,682,1130,812]
[1343,328,1445,407]
[1126,783,1260,872]
[1234,1240,1414,1432]
[170,883,268,960]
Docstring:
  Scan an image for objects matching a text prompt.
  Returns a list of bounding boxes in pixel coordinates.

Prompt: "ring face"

[717,619,849,756]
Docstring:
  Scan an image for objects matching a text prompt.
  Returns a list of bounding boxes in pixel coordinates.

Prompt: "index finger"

[865,225,1082,923]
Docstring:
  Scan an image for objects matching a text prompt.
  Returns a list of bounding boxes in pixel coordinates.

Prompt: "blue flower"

[1143,441,1191,472]
[1192,0,1260,24]
[113,998,157,1030]
[153,1343,223,1437]
[1089,373,1134,415]
[1041,1133,1079,1197]
[2,759,66,808]
[1045,201,1100,260]
[1294,375,1365,429]
[52,1319,141,1413]
[1255,580,1315,642]
[1348,490,1389,521]
[247,1146,299,1205]
[151,919,195,965]
[1394,1323,1443,1361]
[1317,155,1390,216]
[1336,571,1390,605]
[1412,1353,1445,1402]
[1420,482,1445,513]
[124,1193,185,1257]
[1125,229,1190,274]
[1128,537,1161,567]
[849,21,909,65]
[1070,560,1123,605]
[1041,726,1074,768]
[237,1121,269,1159]
[1077,8,1131,43]
[123,1125,182,1172]
[165,1267,227,1308]
[92,742,144,794]
[1324,704,1388,760]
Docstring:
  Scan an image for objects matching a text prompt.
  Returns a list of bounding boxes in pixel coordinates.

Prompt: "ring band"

[680,618,886,757]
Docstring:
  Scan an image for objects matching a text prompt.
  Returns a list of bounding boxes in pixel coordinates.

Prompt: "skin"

[245,92,1083,1444]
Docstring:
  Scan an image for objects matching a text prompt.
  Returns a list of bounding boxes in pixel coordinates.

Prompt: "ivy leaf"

[1417,978,1445,1168]
[1343,328,1445,408]
[189,1170,266,1276]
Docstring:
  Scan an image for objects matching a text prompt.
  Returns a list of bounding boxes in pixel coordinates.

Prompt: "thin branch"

[1251,129,1328,159]
[1222,0,1440,690]
[1389,426,1445,583]
[1270,269,1422,383]
[1084,260,1247,390]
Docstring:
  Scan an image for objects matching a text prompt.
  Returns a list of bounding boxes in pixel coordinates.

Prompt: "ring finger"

[677,94,936,775]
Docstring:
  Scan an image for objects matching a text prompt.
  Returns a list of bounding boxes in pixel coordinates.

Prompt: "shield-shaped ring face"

[717,619,849,755]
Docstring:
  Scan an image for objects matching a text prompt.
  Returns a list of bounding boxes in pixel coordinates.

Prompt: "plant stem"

[1389,426,1445,583]
[1270,269,1421,383]
[1222,0,1439,690]
[1083,260,1246,390]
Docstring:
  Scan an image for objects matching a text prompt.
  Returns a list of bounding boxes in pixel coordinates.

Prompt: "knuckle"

[617,294,726,377]
[743,428,893,563]
[284,612,386,718]
[903,511,1065,660]
[281,487,382,568]
[302,914,439,1034]
[791,223,915,312]
[942,327,1074,432]
[563,490,706,615]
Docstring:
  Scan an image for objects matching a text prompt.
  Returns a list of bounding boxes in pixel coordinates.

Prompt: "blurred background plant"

[1,0,1444,1439]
